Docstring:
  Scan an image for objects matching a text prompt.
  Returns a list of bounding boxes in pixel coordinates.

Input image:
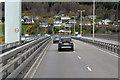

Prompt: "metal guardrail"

[0,36,51,79]
[0,41,20,54]
[0,36,42,54]
[72,37,119,54]
[82,34,118,41]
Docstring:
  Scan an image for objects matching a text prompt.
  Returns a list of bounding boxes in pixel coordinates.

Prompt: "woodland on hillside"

[22,2,120,20]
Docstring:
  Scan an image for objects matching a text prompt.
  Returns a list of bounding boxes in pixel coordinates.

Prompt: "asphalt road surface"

[33,39,118,78]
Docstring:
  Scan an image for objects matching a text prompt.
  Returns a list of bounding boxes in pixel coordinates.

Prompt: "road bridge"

[0,35,119,79]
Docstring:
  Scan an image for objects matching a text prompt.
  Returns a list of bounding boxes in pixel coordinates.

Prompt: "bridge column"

[5,0,21,43]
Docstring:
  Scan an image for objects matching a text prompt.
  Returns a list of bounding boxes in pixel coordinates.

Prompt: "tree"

[104,13,108,19]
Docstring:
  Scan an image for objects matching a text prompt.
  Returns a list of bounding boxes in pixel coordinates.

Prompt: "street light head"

[78,10,85,12]
[82,10,85,12]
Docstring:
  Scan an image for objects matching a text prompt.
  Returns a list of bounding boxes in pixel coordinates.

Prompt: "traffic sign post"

[5,0,21,43]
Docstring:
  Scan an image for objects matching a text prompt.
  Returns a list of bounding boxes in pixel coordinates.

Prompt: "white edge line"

[74,39,119,58]
[30,42,51,78]
[94,47,119,58]
[24,41,51,78]
[89,44,119,58]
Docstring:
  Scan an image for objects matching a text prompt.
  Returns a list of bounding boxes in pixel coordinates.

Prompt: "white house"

[88,15,98,19]
[54,15,61,18]
[63,23,71,27]
[54,23,62,27]
[21,19,24,22]
[54,14,65,18]
[59,29,65,33]
[102,19,112,25]
[25,19,35,24]
[69,20,76,24]
[54,20,62,27]
[58,29,71,33]
[54,20,62,24]
[97,22,102,25]
[23,16,31,19]
[61,16,70,20]
[23,16,41,20]
[64,30,71,33]
[39,23,50,27]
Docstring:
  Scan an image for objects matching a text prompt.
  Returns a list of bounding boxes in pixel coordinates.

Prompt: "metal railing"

[0,35,42,54]
[82,34,118,41]
[0,36,51,79]
[72,36,119,54]
[0,41,20,54]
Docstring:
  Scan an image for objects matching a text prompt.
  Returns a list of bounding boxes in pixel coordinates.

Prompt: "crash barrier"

[82,34,118,41]
[0,36,41,54]
[0,36,51,79]
[72,37,119,54]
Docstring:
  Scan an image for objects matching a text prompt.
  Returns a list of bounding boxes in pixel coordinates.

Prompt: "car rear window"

[61,38,71,42]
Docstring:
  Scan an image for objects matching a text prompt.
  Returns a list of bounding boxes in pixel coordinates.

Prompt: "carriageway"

[0,35,119,79]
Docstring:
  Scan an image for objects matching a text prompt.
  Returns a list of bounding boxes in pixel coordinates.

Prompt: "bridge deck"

[33,39,118,78]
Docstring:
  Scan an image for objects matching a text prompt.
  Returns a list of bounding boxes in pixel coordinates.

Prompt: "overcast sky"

[0,0,119,2]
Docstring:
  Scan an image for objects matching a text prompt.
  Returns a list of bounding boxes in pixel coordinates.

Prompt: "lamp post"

[93,0,95,42]
[78,10,85,36]
[74,16,76,36]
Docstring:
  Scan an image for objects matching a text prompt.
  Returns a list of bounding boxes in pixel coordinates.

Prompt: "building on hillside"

[113,20,120,26]
[85,22,92,26]
[61,16,70,20]
[54,14,65,18]
[23,16,41,20]
[88,15,98,19]
[54,20,62,24]
[24,19,35,24]
[97,21,102,25]
[39,23,50,27]
[58,29,71,33]
[69,20,76,24]
[54,20,62,27]
[102,19,112,25]
[63,23,71,27]
[21,19,24,22]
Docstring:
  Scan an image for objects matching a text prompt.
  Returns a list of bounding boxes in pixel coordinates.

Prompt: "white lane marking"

[73,51,75,53]
[78,56,81,60]
[87,43,119,58]
[24,41,51,78]
[86,67,92,72]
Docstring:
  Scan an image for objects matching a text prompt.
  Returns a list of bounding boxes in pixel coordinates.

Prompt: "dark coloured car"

[53,35,60,43]
[58,37,74,51]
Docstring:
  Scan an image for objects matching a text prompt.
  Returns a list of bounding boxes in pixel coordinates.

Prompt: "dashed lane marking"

[86,67,92,72]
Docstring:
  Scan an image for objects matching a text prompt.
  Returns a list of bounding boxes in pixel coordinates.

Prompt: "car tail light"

[59,41,62,43]
[70,41,73,43]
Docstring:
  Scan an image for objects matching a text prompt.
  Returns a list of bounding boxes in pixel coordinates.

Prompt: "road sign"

[15,28,19,33]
